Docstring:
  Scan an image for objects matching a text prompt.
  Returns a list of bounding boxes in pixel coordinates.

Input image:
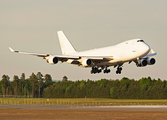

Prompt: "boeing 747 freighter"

[9,31,157,74]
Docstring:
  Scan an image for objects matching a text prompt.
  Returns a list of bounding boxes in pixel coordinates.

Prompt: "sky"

[0,0,167,81]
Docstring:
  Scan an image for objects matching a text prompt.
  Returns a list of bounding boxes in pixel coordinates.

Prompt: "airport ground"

[1,104,167,120]
[1,98,167,120]
[0,98,167,119]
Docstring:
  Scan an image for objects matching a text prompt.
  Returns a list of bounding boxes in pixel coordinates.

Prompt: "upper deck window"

[137,40,144,42]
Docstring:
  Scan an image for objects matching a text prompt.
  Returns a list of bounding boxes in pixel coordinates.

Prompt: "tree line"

[0,72,52,98]
[0,73,166,99]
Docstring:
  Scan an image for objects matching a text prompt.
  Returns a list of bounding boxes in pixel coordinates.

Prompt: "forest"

[0,72,166,99]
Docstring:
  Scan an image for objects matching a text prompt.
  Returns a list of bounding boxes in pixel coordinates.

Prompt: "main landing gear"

[90,66,122,74]
[104,67,110,74]
[116,66,122,74]
[91,67,110,74]
[91,67,102,74]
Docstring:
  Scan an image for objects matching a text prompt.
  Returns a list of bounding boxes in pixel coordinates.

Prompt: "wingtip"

[9,47,15,52]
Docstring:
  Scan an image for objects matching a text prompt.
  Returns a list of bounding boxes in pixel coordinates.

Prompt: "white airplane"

[9,31,157,74]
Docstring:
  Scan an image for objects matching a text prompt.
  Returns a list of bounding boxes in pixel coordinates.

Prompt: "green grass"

[0,98,167,105]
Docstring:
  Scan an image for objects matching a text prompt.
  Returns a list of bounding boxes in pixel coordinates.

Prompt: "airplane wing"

[9,47,80,59]
[9,47,50,57]
[9,47,113,62]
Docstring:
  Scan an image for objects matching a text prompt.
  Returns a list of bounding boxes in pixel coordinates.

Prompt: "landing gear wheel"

[104,67,110,74]
[98,69,102,73]
[116,66,122,74]
[91,70,93,74]
[91,67,101,74]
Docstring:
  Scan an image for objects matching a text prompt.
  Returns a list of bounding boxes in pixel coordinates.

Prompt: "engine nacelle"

[138,59,147,67]
[147,58,156,65]
[81,58,92,67]
[47,56,58,64]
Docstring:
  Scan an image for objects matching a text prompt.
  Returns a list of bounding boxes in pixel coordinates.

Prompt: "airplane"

[9,31,157,74]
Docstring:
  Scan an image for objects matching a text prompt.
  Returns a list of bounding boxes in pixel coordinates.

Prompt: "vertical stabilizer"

[57,31,76,55]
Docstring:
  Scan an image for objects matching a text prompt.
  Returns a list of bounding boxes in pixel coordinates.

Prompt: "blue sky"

[0,1,166,80]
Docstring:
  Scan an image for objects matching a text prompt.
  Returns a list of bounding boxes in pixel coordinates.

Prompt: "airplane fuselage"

[68,39,150,67]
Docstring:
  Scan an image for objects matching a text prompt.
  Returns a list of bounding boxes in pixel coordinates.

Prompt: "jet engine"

[81,58,92,67]
[138,59,147,67]
[47,56,58,64]
[147,58,156,65]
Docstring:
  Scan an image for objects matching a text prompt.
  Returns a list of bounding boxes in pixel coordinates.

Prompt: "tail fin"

[57,31,76,55]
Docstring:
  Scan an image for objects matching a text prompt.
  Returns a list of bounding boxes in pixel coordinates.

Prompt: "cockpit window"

[137,40,144,42]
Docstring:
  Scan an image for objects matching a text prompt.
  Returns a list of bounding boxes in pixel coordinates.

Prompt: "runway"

[1,104,167,111]
[82,105,167,108]
[1,105,167,120]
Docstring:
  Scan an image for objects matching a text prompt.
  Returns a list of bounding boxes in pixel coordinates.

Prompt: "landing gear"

[91,66,110,74]
[104,67,110,74]
[91,67,102,74]
[116,66,122,74]
[90,66,123,74]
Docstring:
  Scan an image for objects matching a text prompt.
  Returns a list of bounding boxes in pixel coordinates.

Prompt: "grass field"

[0,98,167,106]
